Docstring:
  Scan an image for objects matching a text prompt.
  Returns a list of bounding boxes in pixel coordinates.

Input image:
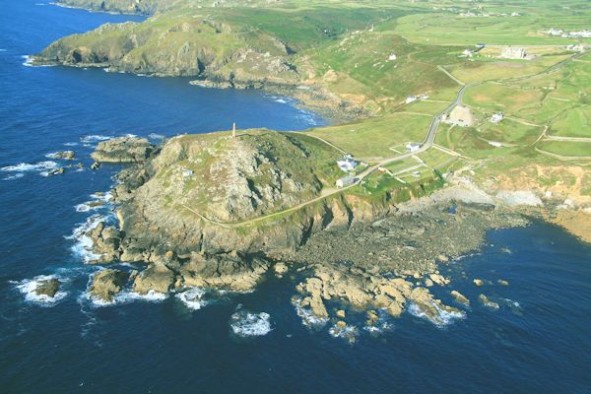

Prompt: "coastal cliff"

[89,132,392,264]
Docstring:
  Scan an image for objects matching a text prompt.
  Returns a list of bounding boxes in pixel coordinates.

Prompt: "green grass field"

[44,0,591,204]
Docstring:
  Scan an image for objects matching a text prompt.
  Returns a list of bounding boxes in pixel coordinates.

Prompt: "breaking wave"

[67,214,105,263]
[292,297,329,328]
[175,287,207,311]
[230,309,272,337]
[408,302,466,327]
[1,160,58,176]
[328,323,359,343]
[14,275,68,306]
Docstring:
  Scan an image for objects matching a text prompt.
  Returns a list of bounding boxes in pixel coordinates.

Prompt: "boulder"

[90,269,129,302]
[133,263,175,294]
[48,151,75,160]
[34,278,61,298]
[451,290,470,306]
[273,262,289,276]
[478,294,500,310]
[180,253,269,293]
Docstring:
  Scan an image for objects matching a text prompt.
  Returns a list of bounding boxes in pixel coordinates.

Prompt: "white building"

[388,53,397,61]
[490,113,504,124]
[336,175,357,188]
[337,155,358,172]
[406,142,421,153]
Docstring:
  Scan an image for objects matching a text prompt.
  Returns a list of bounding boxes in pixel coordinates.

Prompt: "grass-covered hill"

[39,0,591,238]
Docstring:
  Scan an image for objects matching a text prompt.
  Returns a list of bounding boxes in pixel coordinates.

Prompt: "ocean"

[0,1,590,393]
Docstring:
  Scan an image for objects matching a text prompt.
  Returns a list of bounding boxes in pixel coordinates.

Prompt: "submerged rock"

[90,269,129,302]
[34,278,61,298]
[451,290,470,306]
[47,167,65,176]
[91,137,154,163]
[478,294,500,310]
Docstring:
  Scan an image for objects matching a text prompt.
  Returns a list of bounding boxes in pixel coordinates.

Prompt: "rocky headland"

[80,133,529,328]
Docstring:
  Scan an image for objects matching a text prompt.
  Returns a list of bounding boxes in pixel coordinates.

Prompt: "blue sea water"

[1,1,591,393]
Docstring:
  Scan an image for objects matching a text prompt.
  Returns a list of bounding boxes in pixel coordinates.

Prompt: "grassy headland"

[41,0,591,241]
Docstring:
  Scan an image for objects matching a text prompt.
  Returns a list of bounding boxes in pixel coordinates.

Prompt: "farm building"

[406,142,421,153]
[336,176,357,188]
[337,155,358,172]
[490,113,504,123]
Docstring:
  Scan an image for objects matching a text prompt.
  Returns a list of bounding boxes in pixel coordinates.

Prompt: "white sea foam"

[80,135,113,144]
[408,302,466,327]
[175,287,207,310]
[230,310,272,337]
[363,314,394,335]
[329,323,359,343]
[67,214,105,263]
[15,275,67,306]
[3,173,24,181]
[82,288,168,308]
[292,297,329,328]
[75,192,112,212]
[64,142,79,147]
[148,133,165,140]
[1,160,58,173]
[21,54,54,67]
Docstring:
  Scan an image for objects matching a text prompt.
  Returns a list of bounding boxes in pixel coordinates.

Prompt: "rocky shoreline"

[63,135,534,330]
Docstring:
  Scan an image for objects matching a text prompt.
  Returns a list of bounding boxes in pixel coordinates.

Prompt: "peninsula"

[33,0,591,325]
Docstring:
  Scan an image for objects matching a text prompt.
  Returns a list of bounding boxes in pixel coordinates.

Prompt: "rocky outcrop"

[35,278,61,298]
[479,294,500,310]
[132,263,175,294]
[179,252,269,293]
[294,264,462,325]
[104,130,386,259]
[91,137,154,163]
[451,290,470,306]
[47,151,76,160]
[86,222,121,263]
[89,269,129,302]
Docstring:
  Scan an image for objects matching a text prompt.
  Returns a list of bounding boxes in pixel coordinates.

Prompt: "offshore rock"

[451,290,470,306]
[34,278,61,298]
[133,263,176,295]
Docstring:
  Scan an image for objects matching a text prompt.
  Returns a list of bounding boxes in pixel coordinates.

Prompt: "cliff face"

[92,131,391,263]
[35,14,300,88]
[57,0,167,14]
